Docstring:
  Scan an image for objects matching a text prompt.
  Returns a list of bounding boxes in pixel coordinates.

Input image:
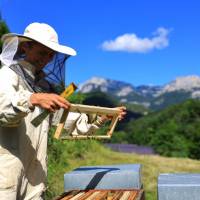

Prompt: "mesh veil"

[42,52,70,93]
[0,37,19,66]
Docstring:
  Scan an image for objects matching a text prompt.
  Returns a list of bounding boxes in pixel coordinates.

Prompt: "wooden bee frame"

[54,104,121,140]
[54,189,145,200]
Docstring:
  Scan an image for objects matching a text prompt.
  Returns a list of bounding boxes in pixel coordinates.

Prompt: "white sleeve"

[52,109,101,136]
[55,111,99,136]
[71,113,100,136]
[0,67,33,126]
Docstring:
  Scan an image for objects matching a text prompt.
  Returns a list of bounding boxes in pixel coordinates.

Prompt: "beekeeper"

[0,22,76,200]
[0,22,126,200]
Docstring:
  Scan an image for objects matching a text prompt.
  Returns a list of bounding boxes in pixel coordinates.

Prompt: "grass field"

[47,141,200,200]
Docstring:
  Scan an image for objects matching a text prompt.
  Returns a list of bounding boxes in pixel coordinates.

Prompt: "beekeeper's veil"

[0,22,76,93]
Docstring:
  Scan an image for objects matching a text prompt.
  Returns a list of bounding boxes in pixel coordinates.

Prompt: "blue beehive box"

[64,164,142,191]
[158,173,200,200]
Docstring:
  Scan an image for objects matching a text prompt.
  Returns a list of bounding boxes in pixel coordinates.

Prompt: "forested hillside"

[124,99,200,159]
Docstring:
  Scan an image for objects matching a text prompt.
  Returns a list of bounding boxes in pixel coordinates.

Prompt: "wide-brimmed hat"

[1,22,77,56]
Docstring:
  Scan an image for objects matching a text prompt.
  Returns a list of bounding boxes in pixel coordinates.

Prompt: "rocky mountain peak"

[78,75,200,110]
[79,76,135,96]
[162,75,200,93]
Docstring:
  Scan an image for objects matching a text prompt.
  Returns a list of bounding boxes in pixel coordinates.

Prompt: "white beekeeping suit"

[0,23,102,200]
[0,61,101,200]
[0,59,50,200]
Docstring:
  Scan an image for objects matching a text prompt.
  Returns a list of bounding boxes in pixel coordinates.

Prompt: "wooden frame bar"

[54,104,121,140]
[53,189,145,200]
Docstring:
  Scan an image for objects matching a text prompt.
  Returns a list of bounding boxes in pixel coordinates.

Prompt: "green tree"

[0,15,9,53]
[0,14,10,68]
[125,99,200,159]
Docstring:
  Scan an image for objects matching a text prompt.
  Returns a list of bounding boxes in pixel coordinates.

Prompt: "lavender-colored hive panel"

[64,164,142,191]
[158,173,200,200]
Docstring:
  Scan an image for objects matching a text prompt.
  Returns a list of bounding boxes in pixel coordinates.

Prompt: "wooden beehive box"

[54,189,145,200]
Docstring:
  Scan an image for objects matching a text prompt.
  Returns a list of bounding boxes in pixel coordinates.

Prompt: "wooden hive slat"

[94,190,108,200]
[56,189,144,200]
[119,191,130,200]
[127,191,138,200]
[85,191,100,200]
[78,190,94,200]
[110,191,124,200]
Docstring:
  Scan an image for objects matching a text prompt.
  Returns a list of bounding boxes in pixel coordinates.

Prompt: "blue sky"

[1,0,200,86]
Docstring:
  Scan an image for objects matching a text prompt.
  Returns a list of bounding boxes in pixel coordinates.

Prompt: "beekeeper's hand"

[30,93,70,112]
[99,106,127,124]
[116,106,127,121]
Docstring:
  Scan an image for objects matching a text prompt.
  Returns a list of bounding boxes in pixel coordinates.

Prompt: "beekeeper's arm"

[70,107,126,135]
[52,111,103,136]
[53,106,126,136]
[69,113,104,136]
[0,67,70,126]
[0,67,34,126]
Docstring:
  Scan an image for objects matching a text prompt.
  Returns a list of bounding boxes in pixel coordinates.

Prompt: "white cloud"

[101,27,171,53]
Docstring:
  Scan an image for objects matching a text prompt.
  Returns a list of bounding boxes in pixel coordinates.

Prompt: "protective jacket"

[0,61,99,200]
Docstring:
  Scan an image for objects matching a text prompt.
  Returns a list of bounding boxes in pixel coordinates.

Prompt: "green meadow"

[46,139,200,200]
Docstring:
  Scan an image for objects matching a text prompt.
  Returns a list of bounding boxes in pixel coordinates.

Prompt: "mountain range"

[78,75,200,110]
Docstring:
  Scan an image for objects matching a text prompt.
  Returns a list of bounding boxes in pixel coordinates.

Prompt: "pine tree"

[0,13,10,53]
[0,13,9,67]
